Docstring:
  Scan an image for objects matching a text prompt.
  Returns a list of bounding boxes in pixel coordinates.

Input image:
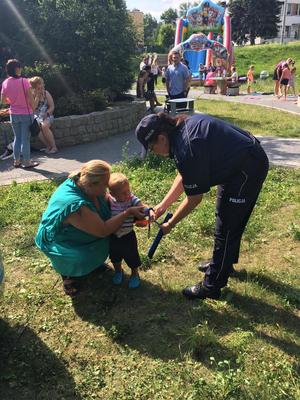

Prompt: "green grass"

[0,157,300,399]
[234,41,300,79]
[194,99,300,137]
[156,95,300,138]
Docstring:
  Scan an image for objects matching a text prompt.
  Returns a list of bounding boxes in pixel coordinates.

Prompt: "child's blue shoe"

[112,271,123,285]
[128,275,140,289]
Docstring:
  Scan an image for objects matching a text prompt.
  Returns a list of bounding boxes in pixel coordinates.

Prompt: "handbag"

[21,78,40,137]
[29,117,40,137]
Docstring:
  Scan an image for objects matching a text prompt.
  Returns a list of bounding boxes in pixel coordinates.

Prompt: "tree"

[229,0,280,45]
[178,2,199,18]
[144,13,159,47]
[160,8,178,25]
[0,0,137,95]
[157,23,176,52]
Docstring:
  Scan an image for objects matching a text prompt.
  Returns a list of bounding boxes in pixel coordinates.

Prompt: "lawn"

[156,95,300,138]
[0,155,300,399]
[194,99,300,138]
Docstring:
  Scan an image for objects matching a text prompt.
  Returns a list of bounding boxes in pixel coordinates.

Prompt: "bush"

[23,62,75,100]
[55,90,107,117]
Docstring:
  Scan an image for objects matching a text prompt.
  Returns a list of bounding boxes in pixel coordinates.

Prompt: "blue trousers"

[10,114,32,162]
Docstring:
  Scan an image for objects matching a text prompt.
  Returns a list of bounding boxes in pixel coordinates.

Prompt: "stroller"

[0,142,13,160]
[163,95,194,115]
[0,108,13,160]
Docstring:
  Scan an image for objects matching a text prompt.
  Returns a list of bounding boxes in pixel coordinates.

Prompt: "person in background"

[29,76,58,154]
[288,64,296,96]
[0,59,39,168]
[35,160,144,297]
[279,63,291,101]
[139,55,149,71]
[229,66,238,83]
[136,65,161,112]
[227,66,239,89]
[273,58,293,97]
[247,65,255,94]
[151,54,160,86]
[182,58,192,96]
[198,63,207,81]
[165,51,190,99]
[204,66,217,94]
[207,62,213,72]
[161,66,166,84]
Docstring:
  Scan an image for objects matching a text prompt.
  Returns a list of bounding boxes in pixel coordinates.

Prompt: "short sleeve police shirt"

[170,115,254,196]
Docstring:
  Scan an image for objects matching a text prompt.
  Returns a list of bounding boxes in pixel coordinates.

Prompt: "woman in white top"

[151,54,160,86]
[227,66,239,87]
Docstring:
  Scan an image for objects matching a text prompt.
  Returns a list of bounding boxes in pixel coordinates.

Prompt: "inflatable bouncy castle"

[174,0,233,81]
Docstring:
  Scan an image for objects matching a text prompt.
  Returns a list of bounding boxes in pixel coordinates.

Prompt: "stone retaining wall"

[0,101,146,153]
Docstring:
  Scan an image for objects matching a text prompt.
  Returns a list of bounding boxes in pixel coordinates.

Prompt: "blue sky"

[126,0,180,19]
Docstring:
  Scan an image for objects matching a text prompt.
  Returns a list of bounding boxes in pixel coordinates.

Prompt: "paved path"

[194,90,300,115]
[150,88,300,115]
[0,129,299,186]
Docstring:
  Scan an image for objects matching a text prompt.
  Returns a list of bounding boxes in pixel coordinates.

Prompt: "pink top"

[1,77,32,114]
[281,67,291,80]
[205,71,216,86]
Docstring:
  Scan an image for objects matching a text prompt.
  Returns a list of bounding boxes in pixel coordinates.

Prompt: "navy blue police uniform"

[169,114,269,291]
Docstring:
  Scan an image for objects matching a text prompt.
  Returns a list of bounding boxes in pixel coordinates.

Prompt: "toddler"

[247,65,255,94]
[108,172,145,289]
[288,66,296,96]
[279,63,291,100]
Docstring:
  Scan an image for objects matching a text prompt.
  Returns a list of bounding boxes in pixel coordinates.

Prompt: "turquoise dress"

[35,178,111,277]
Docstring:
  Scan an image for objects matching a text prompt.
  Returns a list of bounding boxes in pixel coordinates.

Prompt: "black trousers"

[204,140,269,290]
[109,230,141,269]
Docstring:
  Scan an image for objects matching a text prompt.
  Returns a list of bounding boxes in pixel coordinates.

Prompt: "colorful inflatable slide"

[174,0,232,79]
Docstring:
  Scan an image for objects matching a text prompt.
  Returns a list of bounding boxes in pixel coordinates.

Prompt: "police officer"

[135,112,269,300]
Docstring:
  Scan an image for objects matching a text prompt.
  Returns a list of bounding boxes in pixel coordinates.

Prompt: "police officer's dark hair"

[150,112,189,143]
[6,59,21,78]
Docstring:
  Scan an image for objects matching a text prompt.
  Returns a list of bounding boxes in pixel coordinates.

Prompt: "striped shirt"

[109,193,141,238]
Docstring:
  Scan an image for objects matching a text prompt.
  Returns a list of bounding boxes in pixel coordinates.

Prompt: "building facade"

[278,0,300,42]
[128,8,144,48]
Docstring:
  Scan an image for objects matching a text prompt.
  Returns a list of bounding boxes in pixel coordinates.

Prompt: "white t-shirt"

[151,65,159,75]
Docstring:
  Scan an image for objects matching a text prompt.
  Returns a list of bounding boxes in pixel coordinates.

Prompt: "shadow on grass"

[0,320,81,400]
[231,270,300,308]
[72,268,300,365]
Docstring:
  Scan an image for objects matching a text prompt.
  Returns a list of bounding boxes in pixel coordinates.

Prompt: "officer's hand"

[153,203,166,220]
[160,221,173,235]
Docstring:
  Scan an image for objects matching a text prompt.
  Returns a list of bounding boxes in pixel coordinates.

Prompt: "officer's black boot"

[182,283,221,300]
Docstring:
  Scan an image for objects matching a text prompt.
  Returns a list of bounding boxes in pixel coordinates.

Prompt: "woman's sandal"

[13,161,21,168]
[62,277,80,297]
[22,161,39,169]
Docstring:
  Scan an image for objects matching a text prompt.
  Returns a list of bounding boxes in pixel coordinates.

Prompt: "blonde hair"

[108,172,129,192]
[152,53,158,65]
[69,160,111,187]
[249,65,254,69]
[29,76,44,89]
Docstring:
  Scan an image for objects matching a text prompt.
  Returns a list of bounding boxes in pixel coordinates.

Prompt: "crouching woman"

[35,160,144,297]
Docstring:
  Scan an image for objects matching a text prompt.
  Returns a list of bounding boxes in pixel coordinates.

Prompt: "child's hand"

[128,206,145,220]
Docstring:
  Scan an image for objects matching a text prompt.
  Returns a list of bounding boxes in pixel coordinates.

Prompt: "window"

[285,25,291,38]
[287,4,292,15]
